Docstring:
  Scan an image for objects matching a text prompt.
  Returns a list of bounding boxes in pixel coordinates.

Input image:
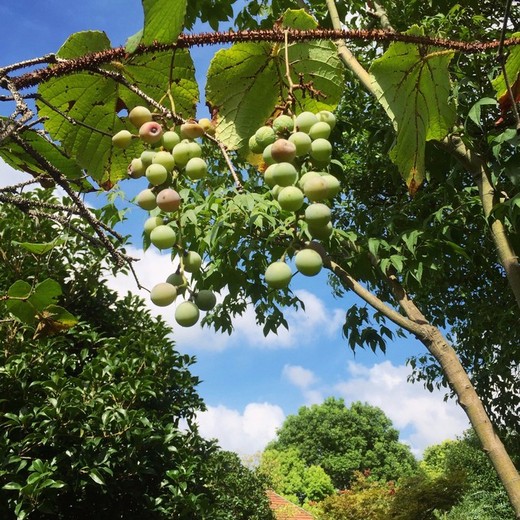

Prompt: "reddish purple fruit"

[156,188,181,212]
[139,121,163,144]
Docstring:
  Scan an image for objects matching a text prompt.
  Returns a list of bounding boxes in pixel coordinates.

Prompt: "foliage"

[0,192,272,519]
[267,398,417,489]
[259,447,334,506]
[315,471,394,520]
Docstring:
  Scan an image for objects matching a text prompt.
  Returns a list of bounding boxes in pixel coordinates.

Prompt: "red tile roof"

[266,490,315,519]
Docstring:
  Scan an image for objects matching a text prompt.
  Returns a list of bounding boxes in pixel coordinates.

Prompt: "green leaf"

[369,26,456,193]
[466,98,498,128]
[281,9,318,30]
[11,239,66,255]
[7,280,32,299]
[89,468,106,486]
[30,279,62,312]
[34,305,78,338]
[491,33,520,99]
[127,0,187,53]
[206,35,343,151]
[56,31,112,59]
[2,482,22,490]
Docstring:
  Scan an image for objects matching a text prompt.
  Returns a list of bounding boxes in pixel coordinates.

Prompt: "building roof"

[266,490,315,520]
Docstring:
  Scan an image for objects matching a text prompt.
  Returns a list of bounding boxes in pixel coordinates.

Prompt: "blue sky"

[0,1,470,458]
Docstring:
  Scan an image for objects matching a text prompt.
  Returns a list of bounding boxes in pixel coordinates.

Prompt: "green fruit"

[295,111,318,133]
[265,261,292,289]
[129,106,152,128]
[143,216,164,234]
[194,290,217,311]
[295,249,323,276]
[272,162,298,187]
[112,130,133,149]
[156,188,181,212]
[198,117,215,135]
[270,185,282,199]
[263,164,278,188]
[271,138,297,163]
[321,174,341,198]
[187,141,202,159]
[277,186,304,211]
[185,157,208,180]
[146,163,168,186]
[310,138,332,163]
[140,150,156,166]
[180,122,205,139]
[317,110,336,129]
[272,114,294,134]
[128,158,146,179]
[136,189,157,211]
[308,121,331,140]
[162,130,181,150]
[166,272,187,295]
[249,134,263,154]
[308,221,333,240]
[139,121,163,144]
[298,171,321,190]
[262,144,275,166]
[183,251,202,272]
[303,176,329,202]
[255,126,276,149]
[152,150,175,172]
[173,140,201,168]
[305,203,331,226]
[150,282,177,306]
[150,225,177,249]
[175,301,200,327]
[288,132,312,156]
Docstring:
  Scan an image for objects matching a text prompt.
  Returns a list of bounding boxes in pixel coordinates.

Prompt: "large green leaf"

[369,26,456,193]
[491,33,520,99]
[127,0,187,53]
[37,31,197,187]
[206,9,343,151]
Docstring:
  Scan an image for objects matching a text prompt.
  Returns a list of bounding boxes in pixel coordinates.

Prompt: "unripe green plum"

[309,121,331,140]
[198,117,215,135]
[175,301,200,327]
[172,141,190,167]
[146,163,168,186]
[129,106,152,128]
[139,121,163,144]
[272,114,294,134]
[150,282,177,306]
[277,186,304,212]
[249,134,263,154]
[270,185,283,199]
[194,289,217,311]
[180,122,205,139]
[136,189,157,211]
[317,110,336,129]
[288,132,312,156]
[308,221,333,240]
[128,158,146,179]
[295,249,323,276]
[298,171,322,190]
[152,150,175,172]
[263,164,278,188]
[272,162,298,187]
[271,138,297,163]
[310,138,332,163]
[183,251,202,272]
[166,272,187,295]
[150,225,177,249]
[304,176,329,202]
[162,130,181,150]
[143,216,164,235]
[262,144,275,166]
[140,150,156,166]
[321,174,341,198]
[305,203,331,226]
[295,111,318,133]
[265,261,292,289]
[255,126,276,149]
[187,141,202,158]
[112,130,133,149]
[185,157,208,180]
[156,188,181,212]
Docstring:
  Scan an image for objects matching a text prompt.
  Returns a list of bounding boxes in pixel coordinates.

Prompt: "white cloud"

[334,360,470,456]
[196,402,285,455]
[283,364,317,389]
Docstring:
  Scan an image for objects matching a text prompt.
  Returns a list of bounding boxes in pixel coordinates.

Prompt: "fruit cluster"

[249,110,339,290]
[112,106,217,327]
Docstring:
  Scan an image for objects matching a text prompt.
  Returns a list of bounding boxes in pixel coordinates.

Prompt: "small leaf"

[281,9,318,30]
[89,468,106,486]
[12,239,66,255]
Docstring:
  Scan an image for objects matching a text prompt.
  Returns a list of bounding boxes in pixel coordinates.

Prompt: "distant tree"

[267,398,417,489]
[259,447,334,506]
[0,192,273,519]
